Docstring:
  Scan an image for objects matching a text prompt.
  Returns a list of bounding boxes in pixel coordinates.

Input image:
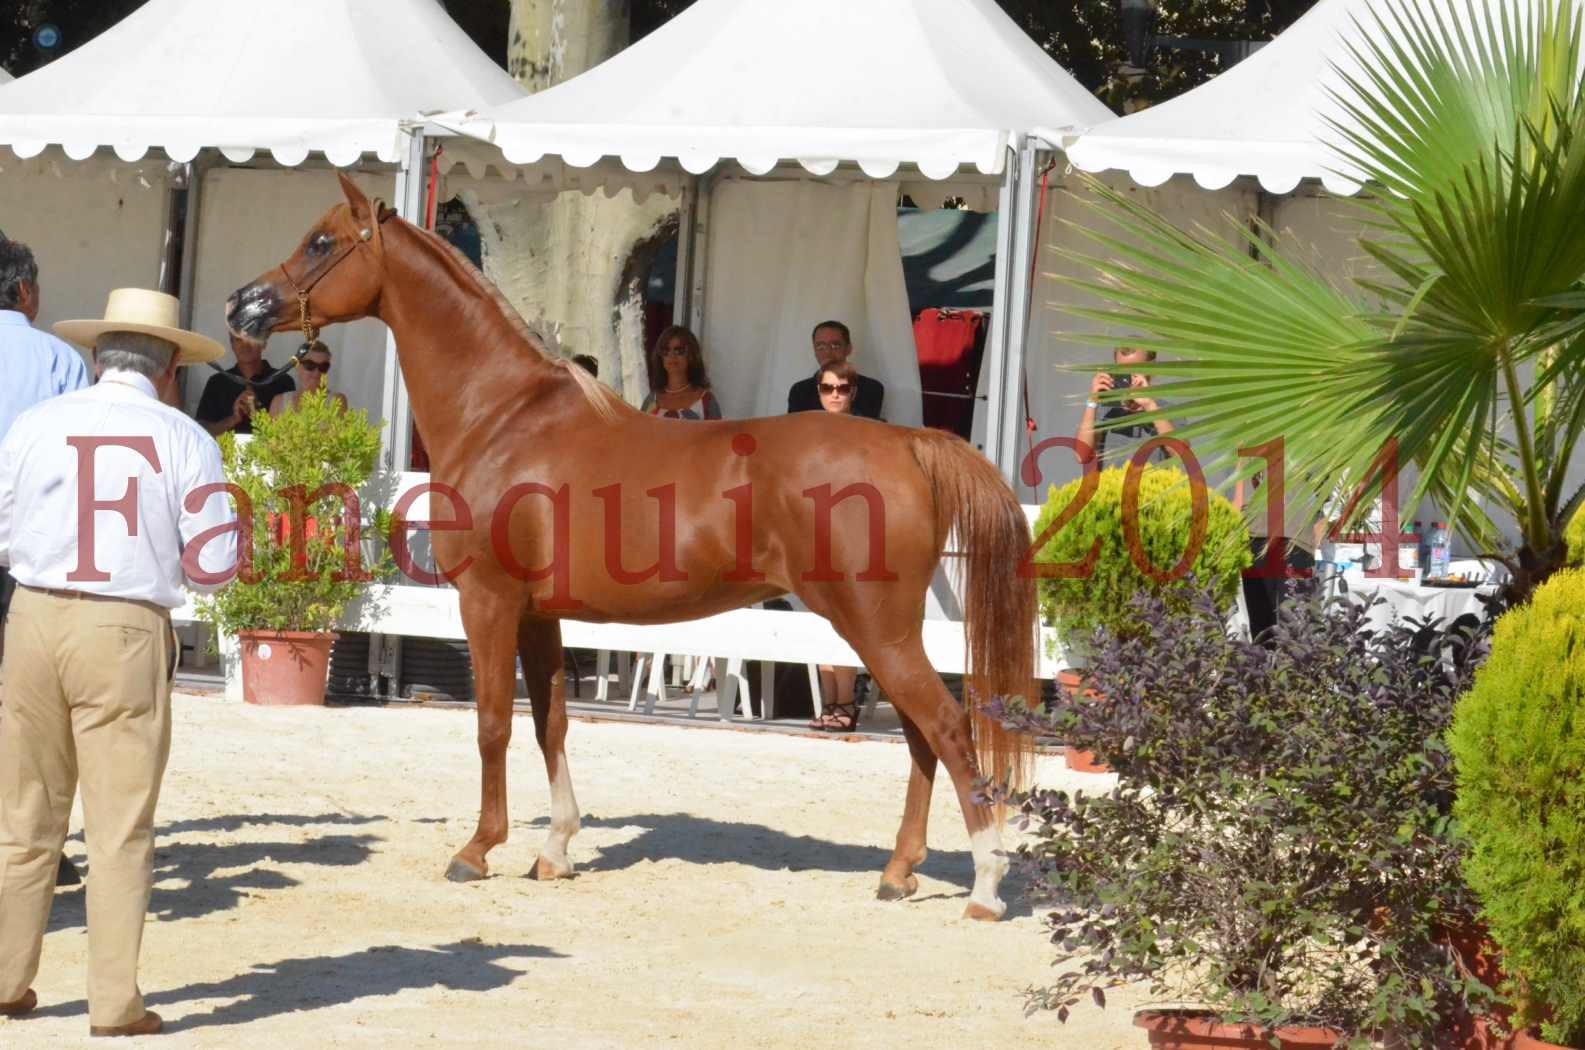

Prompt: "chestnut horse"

[226,174,1035,920]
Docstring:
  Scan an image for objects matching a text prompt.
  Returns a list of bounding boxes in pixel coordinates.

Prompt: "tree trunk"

[467,0,677,404]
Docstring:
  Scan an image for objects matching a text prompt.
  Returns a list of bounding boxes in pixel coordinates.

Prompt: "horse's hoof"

[445,858,488,883]
[530,855,574,881]
[963,900,1005,922]
[876,875,918,901]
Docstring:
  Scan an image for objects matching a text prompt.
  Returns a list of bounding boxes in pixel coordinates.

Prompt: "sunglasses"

[818,382,853,396]
[662,346,689,357]
[299,360,331,374]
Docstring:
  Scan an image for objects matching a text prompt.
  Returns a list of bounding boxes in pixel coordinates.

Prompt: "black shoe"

[56,856,82,887]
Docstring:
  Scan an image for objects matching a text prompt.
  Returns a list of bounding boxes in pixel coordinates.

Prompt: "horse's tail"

[906,429,1038,792]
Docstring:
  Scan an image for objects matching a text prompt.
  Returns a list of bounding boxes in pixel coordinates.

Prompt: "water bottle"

[1400,522,1421,580]
[1429,522,1453,580]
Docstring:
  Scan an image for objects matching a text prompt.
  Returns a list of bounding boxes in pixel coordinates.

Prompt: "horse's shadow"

[29,940,562,1032]
[49,812,385,931]
[503,811,1034,917]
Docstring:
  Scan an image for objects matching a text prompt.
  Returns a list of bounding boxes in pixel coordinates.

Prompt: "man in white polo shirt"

[0,289,237,1037]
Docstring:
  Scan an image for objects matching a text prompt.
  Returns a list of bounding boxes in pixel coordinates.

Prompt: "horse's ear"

[337,171,373,220]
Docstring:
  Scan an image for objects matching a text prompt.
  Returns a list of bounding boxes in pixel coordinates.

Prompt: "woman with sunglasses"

[269,341,348,416]
[641,325,722,420]
[808,358,866,731]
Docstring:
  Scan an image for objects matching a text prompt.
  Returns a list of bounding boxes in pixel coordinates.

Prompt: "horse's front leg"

[446,585,527,882]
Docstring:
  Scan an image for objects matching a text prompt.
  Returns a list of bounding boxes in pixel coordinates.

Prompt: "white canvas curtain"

[702,179,921,427]
[0,153,170,342]
[187,167,392,421]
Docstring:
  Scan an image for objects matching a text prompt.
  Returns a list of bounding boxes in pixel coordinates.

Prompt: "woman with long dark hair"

[642,325,722,420]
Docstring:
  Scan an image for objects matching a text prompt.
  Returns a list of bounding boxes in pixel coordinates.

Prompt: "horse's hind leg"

[447,585,528,882]
[518,618,580,880]
[852,635,1008,920]
[878,711,936,902]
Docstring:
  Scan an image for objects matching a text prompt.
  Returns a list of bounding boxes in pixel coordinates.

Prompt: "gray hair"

[0,238,39,311]
[96,330,177,379]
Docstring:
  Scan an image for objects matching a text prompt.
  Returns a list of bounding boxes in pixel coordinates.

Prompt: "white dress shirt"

[0,369,238,608]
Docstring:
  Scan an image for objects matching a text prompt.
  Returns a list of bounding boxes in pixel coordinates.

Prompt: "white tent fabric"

[0,0,523,165]
[704,179,921,427]
[442,0,1112,179]
[0,67,11,85]
[1058,0,1479,195]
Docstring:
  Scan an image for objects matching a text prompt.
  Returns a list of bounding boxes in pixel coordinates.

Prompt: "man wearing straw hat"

[0,288,237,1037]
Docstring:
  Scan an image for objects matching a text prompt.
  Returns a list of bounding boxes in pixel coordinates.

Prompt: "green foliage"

[1567,504,1584,566]
[1450,569,1585,1046]
[195,390,391,637]
[1059,0,1585,601]
[997,588,1496,1044]
[1031,465,1249,648]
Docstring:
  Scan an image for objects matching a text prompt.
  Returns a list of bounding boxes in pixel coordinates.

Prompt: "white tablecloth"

[1332,576,1496,634]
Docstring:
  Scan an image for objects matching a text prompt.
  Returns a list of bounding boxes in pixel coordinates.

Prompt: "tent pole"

[371,127,427,699]
[380,128,427,474]
[687,171,717,339]
[982,135,1026,481]
[995,139,1041,487]
[673,175,697,329]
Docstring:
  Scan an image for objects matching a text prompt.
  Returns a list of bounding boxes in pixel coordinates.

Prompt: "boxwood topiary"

[1449,569,1585,1047]
[1030,465,1250,653]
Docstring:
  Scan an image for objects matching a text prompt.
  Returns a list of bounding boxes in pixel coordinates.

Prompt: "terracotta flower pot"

[1056,669,1110,774]
[1432,920,1510,1050]
[1509,1030,1570,1050]
[239,630,335,706]
[1134,1010,1343,1049]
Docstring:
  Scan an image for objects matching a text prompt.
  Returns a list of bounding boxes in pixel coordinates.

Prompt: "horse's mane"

[412,220,627,425]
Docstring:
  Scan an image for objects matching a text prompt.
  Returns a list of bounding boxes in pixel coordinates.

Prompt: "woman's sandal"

[808,701,859,732]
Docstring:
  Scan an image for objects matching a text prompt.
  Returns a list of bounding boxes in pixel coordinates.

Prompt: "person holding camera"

[1075,345,1175,463]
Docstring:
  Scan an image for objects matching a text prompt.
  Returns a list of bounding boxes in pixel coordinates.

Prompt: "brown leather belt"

[22,585,172,617]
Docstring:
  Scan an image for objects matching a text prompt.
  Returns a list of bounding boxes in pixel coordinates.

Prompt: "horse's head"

[225,172,391,345]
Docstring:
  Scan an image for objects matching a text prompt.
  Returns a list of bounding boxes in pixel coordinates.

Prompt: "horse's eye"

[306,232,335,257]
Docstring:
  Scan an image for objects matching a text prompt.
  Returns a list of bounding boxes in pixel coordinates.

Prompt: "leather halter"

[278,201,397,345]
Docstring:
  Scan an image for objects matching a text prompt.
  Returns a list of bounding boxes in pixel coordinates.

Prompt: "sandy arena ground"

[6,693,1149,1048]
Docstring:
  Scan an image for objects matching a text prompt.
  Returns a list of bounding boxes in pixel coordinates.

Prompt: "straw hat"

[54,288,224,365]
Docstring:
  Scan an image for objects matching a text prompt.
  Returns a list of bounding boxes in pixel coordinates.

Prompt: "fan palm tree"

[1062,0,1585,603]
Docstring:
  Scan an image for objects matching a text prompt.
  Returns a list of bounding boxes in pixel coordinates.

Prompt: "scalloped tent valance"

[1057,0,1552,196]
[436,0,1112,181]
[0,0,524,166]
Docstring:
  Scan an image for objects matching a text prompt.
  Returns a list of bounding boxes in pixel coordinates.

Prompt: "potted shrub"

[196,389,390,706]
[1029,465,1249,770]
[995,587,1499,1048]
[1449,569,1585,1049]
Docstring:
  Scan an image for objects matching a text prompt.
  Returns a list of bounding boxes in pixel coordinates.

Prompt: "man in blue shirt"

[0,237,88,890]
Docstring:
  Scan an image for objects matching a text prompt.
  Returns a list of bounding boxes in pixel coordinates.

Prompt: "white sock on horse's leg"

[538,755,581,877]
[966,824,1009,920]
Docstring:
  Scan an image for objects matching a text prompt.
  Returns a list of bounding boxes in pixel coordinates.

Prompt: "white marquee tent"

[442,0,1113,477]
[0,0,524,436]
[1058,0,1522,194]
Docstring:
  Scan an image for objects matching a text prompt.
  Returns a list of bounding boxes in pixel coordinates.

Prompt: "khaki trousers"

[0,586,173,1027]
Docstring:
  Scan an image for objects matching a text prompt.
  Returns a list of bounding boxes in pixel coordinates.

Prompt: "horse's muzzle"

[225,281,284,340]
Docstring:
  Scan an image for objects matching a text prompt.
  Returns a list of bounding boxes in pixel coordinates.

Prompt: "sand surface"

[7,694,1148,1048]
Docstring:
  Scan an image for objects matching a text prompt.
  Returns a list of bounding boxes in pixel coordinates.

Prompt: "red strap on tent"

[424,144,444,230]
